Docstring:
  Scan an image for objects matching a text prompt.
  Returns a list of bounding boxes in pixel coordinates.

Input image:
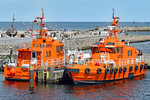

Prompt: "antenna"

[112,8,114,19]
[111,8,120,26]
[42,8,44,18]
[33,9,45,37]
[13,14,15,21]
[107,9,120,39]
[11,15,15,28]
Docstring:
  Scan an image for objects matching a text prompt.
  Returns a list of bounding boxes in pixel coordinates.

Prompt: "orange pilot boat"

[4,11,65,81]
[65,10,147,84]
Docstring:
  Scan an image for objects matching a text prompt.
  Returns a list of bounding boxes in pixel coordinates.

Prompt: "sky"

[0,0,150,22]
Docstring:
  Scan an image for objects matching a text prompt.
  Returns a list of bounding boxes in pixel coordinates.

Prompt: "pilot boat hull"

[65,9,147,84]
[66,63,147,84]
[4,66,36,81]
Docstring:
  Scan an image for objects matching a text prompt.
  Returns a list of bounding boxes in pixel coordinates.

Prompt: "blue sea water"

[0,22,150,31]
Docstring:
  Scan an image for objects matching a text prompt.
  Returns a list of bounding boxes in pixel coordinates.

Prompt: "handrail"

[119,56,144,66]
[6,57,68,69]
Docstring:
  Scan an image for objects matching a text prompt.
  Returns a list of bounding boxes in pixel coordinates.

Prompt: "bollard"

[29,64,34,92]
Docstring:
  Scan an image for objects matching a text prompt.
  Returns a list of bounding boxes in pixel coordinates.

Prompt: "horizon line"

[0,21,149,23]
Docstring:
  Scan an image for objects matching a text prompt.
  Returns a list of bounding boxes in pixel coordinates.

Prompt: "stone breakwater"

[64,35,150,50]
[64,36,106,50]
[97,26,150,32]
[1,35,150,52]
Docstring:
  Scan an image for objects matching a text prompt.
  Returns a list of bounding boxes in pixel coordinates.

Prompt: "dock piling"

[29,64,34,92]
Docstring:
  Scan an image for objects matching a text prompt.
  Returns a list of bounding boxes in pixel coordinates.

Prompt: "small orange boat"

[66,10,147,84]
[4,11,65,81]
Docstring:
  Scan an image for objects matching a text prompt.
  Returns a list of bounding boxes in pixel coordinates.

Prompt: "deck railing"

[118,56,143,66]
[6,57,68,69]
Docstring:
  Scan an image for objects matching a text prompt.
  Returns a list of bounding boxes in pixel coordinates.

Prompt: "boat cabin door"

[31,51,37,64]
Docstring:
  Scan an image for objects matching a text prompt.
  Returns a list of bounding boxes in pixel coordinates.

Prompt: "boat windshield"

[92,47,99,53]
[106,47,115,53]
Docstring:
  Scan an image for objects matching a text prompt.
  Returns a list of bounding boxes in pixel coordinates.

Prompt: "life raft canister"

[144,64,148,69]
[114,68,118,73]
[140,64,143,70]
[105,68,109,74]
[135,65,138,70]
[85,68,90,74]
[123,67,127,72]
[129,66,133,71]
[97,68,102,74]
[119,67,122,73]
[95,62,101,66]
[110,68,114,74]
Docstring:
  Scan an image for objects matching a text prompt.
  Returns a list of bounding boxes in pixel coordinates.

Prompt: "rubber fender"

[119,68,122,73]
[110,68,114,74]
[85,68,90,74]
[123,67,127,72]
[135,65,138,70]
[97,68,102,74]
[140,64,143,70]
[129,66,133,71]
[114,68,118,73]
[105,68,109,74]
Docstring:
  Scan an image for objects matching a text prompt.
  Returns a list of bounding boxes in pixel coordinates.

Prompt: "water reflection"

[1,72,149,100]
[69,76,145,100]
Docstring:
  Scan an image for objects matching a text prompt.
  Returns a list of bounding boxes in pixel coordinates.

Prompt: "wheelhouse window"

[33,44,38,47]
[106,42,114,45]
[130,50,132,56]
[49,51,51,57]
[45,51,51,57]
[106,47,115,53]
[46,44,51,47]
[56,46,59,52]
[40,44,43,48]
[32,52,36,58]
[92,47,99,53]
[116,47,119,53]
[120,47,123,54]
[60,45,64,51]
[45,51,48,57]
[128,50,130,56]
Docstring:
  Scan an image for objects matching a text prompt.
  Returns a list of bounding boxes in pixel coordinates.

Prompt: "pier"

[97,26,150,32]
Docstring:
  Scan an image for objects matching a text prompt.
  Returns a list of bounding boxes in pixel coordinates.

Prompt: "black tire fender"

[114,68,118,73]
[135,65,138,70]
[110,68,114,74]
[97,68,102,74]
[119,68,122,73]
[123,67,127,72]
[85,68,90,74]
[105,68,109,74]
[140,64,143,70]
[129,66,133,71]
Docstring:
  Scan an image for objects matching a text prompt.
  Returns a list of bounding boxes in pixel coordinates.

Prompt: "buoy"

[97,68,102,74]
[10,68,16,75]
[85,68,90,74]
